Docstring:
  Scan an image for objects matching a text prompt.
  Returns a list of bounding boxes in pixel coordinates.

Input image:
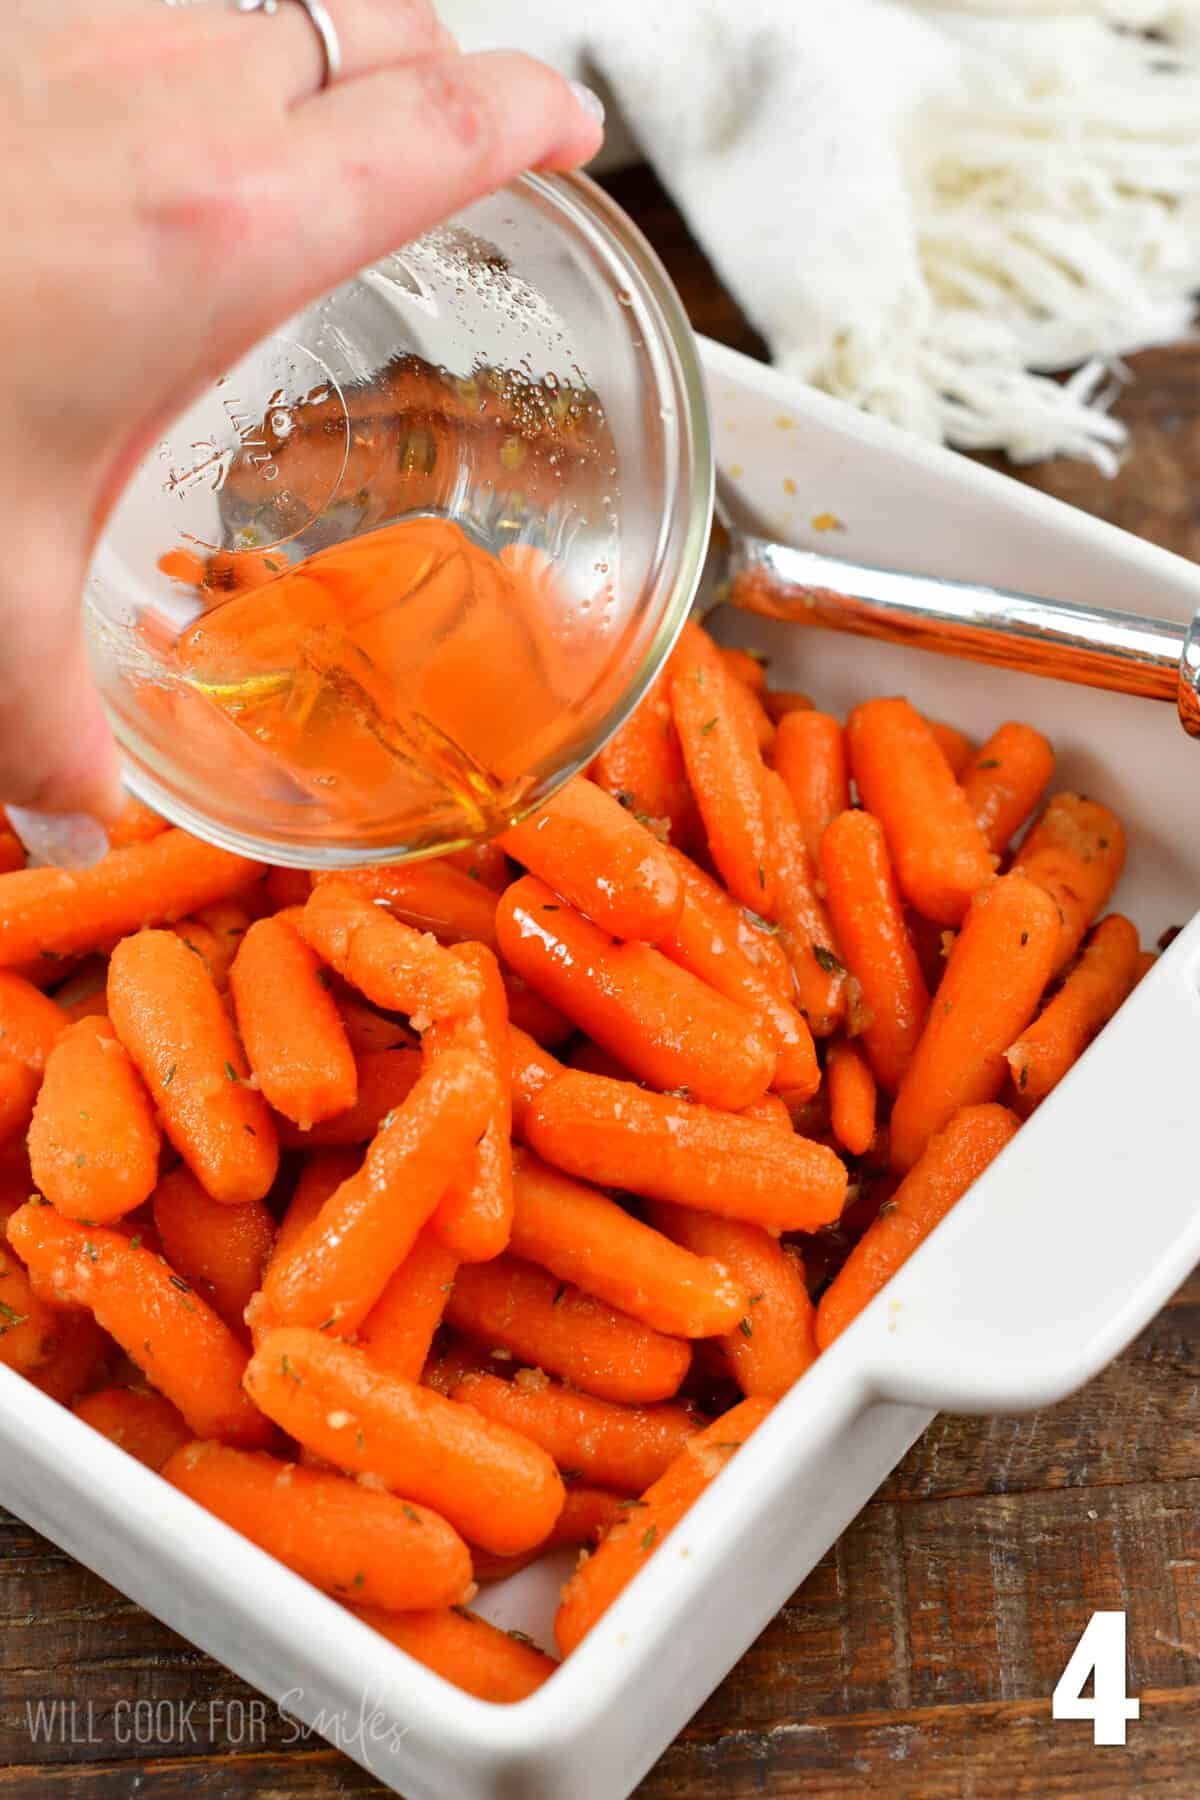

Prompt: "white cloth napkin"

[441,0,1200,469]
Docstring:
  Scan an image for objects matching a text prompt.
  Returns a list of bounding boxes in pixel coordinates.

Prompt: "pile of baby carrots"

[0,617,1154,1702]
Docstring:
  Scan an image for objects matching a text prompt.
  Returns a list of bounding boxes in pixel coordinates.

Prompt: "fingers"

[227,0,455,107]
[275,50,604,290]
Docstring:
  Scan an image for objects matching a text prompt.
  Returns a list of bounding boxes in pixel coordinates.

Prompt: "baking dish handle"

[846,918,1200,1415]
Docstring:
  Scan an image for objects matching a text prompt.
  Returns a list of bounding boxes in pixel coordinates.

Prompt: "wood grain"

[2,165,1197,1798]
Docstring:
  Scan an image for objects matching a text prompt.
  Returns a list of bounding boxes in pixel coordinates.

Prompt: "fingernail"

[567,80,606,127]
[7,809,112,871]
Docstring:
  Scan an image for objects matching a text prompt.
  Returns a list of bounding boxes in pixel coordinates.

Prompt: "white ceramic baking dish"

[3,336,1199,1800]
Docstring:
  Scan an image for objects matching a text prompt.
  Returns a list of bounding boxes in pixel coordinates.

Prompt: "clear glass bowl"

[86,172,712,868]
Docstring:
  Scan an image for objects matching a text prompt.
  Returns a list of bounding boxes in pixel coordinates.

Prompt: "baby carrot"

[333,992,415,1056]
[357,1226,460,1382]
[555,1396,773,1654]
[230,916,357,1126]
[659,885,819,1098]
[960,722,1055,855]
[501,972,574,1047]
[670,622,774,912]
[107,930,279,1205]
[473,1486,628,1583]
[847,698,995,925]
[662,845,793,1001]
[568,1040,636,1083]
[245,1328,564,1556]
[256,1050,492,1337]
[152,1166,275,1342]
[763,690,814,725]
[270,1151,360,1274]
[426,944,512,1263]
[351,1605,556,1702]
[590,666,701,853]
[273,1048,421,1150]
[1013,793,1126,973]
[819,809,931,1095]
[646,1205,817,1398]
[73,1387,191,1472]
[1005,914,1141,1108]
[0,830,263,966]
[105,798,168,849]
[0,831,22,875]
[0,971,66,1070]
[527,1071,847,1233]
[817,1103,1020,1348]
[28,1016,161,1223]
[926,718,975,778]
[509,1027,564,1140]
[298,879,483,1023]
[499,776,683,944]
[0,1242,60,1373]
[452,1369,700,1493]
[163,1442,473,1611]
[724,674,776,755]
[420,1339,490,1396]
[508,1150,748,1339]
[264,867,313,912]
[719,647,768,694]
[772,711,850,866]
[888,873,1060,1172]
[170,917,225,983]
[315,860,499,952]
[740,1092,793,1131]
[445,1255,692,1405]
[8,1203,270,1446]
[760,772,846,1035]
[445,838,511,892]
[496,877,774,1112]
[826,1039,877,1157]
[26,1309,113,1403]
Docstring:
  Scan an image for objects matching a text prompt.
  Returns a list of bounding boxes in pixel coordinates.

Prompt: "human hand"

[0,0,602,832]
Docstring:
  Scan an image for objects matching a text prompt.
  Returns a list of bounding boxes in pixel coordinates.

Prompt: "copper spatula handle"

[723,531,1200,737]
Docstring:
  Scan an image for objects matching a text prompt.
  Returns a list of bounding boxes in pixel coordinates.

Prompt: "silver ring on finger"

[235,0,343,90]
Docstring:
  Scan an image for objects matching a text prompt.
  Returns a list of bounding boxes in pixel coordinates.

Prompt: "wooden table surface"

[3,167,1198,1800]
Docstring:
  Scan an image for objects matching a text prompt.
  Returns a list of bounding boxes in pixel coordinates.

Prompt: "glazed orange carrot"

[316,860,499,952]
[1005,914,1140,1108]
[269,1151,360,1274]
[28,1017,160,1223]
[646,1205,817,1399]
[496,877,773,1112]
[662,844,793,1001]
[73,1386,191,1472]
[888,873,1060,1172]
[590,665,701,853]
[926,718,974,778]
[0,971,66,1070]
[739,1092,793,1131]
[507,1150,747,1339]
[163,1442,473,1611]
[763,690,814,725]
[152,1167,275,1343]
[472,1485,628,1582]
[351,1605,556,1702]
[826,1039,877,1157]
[245,1328,564,1556]
[8,1203,270,1445]
[357,1226,460,1382]
[719,647,768,694]
[0,830,263,966]
[298,878,483,1023]
[759,772,846,1035]
[1134,948,1157,983]
[498,776,683,944]
[501,972,574,1047]
[420,1339,490,1396]
[847,698,995,925]
[107,930,279,1206]
[670,622,774,912]
[256,1050,492,1337]
[452,1368,700,1493]
[26,1309,113,1403]
[555,1396,773,1654]
[527,1071,847,1233]
[509,1027,564,1139]
[426,944,512,1263]
[772,711,850,866]
[332,992,415,1056]
[723,672,776,755]
[105,798,167,849]
[189,900,255,985]
[230,916,357,1127]
[659,885,819,1098]
[0,832,23,875]
[819,809,930,1095]
[273,1048,421,1150]
[0,1242,60,1373]
[818,1103,1019,1348]
[264,866,313,912]
[158,547,208,587]
[445,1255,692,1405]
[568,1040,636,1082]
[169,916,225,983]
[1013,793,1126,973]
[0,1144,33,1227]
[960,722,1055,855]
